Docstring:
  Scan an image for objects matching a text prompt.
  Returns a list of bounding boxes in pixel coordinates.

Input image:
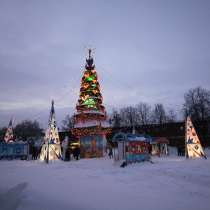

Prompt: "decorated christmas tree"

[76,49,104,112]
[72,50,111,158]
[4,118,14,143]
[39,100,61,162]
[185,116,206,159]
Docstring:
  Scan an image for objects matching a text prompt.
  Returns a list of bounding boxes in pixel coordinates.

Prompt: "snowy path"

[0,155,210,210]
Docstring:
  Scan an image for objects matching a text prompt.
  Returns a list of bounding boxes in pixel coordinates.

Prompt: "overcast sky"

[0,0,210,127]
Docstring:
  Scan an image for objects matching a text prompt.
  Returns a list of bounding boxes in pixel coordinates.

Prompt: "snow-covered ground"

[0,148,210,210]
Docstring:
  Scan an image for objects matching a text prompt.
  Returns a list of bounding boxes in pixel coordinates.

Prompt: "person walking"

[108,147,113,159]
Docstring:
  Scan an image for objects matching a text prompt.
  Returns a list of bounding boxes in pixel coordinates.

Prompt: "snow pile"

[0,153,210,210]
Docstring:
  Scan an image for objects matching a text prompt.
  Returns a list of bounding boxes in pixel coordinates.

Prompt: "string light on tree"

[72,49,111,158]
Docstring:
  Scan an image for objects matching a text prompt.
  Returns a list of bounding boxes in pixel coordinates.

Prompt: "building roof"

[112,132,152,142]
[112,132,169,144]
[150,137,169,144]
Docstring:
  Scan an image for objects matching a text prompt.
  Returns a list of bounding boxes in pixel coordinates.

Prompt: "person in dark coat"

[32,146,36,160]
[73,147,80,160]
[65,149,70,161]
[108,147,113,159]
[148,144,152,154]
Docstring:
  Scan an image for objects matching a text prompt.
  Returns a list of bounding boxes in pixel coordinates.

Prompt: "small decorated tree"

[39,100,61,162]
[4,118,14,143]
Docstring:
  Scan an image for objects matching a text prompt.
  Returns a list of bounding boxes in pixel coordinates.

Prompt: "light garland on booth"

[72,126,112,137]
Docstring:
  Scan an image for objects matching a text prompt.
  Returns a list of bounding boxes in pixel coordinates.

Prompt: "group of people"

[31,145,41,160]
[63,147,80,161]
[30,141,81,161]
[30,139,116,160]
[177,145,185,156]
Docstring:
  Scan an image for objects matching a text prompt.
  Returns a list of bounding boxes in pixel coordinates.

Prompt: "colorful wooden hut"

[112,132,150,164]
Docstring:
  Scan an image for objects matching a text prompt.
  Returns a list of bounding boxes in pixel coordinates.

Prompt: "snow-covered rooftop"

[74,120,110,128]
[75,110,105,115]
[113,133,152,142]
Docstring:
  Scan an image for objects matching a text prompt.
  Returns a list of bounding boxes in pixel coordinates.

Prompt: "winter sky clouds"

[0,0,210,126]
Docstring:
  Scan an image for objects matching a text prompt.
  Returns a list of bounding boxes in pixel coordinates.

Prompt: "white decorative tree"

[4,118,14,143]
[39,100,61,162]
[185,116,206,159]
